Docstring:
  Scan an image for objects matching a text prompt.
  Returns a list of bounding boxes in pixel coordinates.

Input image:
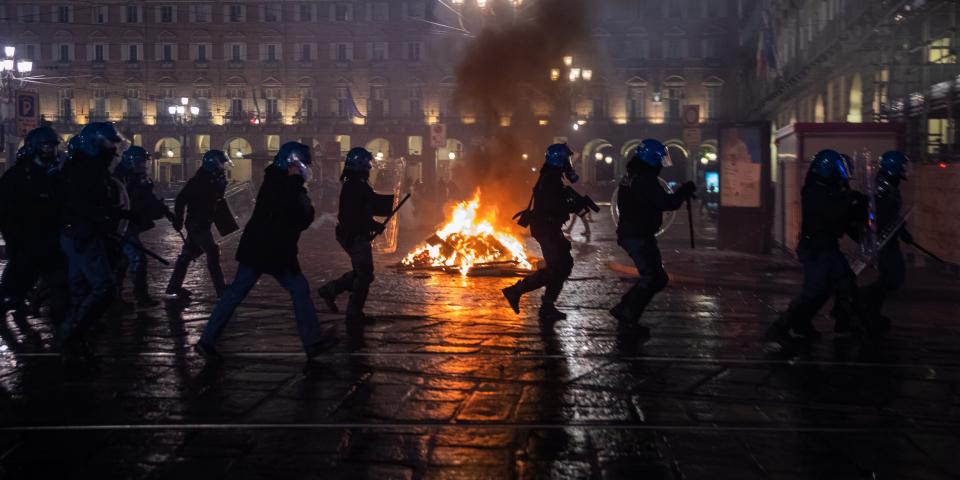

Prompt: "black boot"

[317,283,340,313]
[502,283,523,314]
[538,302,567,322]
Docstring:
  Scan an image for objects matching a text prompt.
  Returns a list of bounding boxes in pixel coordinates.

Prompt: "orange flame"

[402,190,532,275]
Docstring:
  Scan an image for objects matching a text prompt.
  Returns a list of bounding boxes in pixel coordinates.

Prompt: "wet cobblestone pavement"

[1,211,959,479]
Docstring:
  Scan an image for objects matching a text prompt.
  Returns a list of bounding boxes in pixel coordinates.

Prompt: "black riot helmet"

[120,146,151,174]
[201,149,233,174]
[24,126,61,165]
[77,122,128,163]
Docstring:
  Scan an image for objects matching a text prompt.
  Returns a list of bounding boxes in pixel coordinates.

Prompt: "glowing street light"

[16,60,32,73]
[167,105,177,115]
[582,69,593,82]
[0,59,13,72]
[190,106,200,116]
[604,156,613,164]
[180,97,189,105]
[550,68,560,82]
[572,123,580,131]
[563,55,573,67]
[594,152,604,161]
[448,151,457,161]
[569,68,581,82]
[3,46,14,58]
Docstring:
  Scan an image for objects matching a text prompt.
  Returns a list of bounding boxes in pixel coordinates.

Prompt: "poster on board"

[719,125,764,208]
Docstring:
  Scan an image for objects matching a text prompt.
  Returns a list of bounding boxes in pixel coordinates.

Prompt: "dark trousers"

[321,237,374,315]
[616,236,669,321]
[60,232,116,341]
[857,240,906,324]
[200,263,323,351]
[116,232,151,299]
[0,245,68,322]
[783,246,860,331]
[514,228,573,306]
[167,228,226,295]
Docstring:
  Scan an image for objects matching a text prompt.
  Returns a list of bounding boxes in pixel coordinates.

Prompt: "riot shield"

[610,177,677,237]
[850,207,913,275]
[838,148,881,271]
[371,158,405,254]
[213,181,257,245]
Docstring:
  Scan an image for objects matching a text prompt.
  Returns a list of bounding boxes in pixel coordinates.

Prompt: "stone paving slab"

[1,211,959,478]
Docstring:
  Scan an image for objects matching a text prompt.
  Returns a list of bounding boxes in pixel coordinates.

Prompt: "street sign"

[683,105,700,127]
[683,127,702,149]
[15,91,39,137]
[430,123,447,148]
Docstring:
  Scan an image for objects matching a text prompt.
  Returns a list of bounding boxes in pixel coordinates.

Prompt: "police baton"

[686,198,696,249]
[372,193,411,239]
[906,239,946,264]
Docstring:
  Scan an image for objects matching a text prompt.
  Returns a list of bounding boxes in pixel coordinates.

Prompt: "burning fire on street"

[400,191,533,276]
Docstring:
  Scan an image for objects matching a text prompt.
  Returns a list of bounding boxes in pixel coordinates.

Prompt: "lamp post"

[549,55,592,132]
[1,46,35,164]
[167,97,201,182]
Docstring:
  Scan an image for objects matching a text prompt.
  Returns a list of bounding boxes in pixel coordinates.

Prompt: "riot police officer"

[165,150,230,299]
[0,126,68,322]
[113,146,173,307]
[195,142,334,365]
[502,144,579,321]
[317,147,384,323]
[767,149,868,345]
[859,150,910,333]
[610,139,696,336]
[59,122,130,363]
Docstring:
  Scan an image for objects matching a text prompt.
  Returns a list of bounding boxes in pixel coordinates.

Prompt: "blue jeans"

[200,263,323,351]
[60,232,116,340]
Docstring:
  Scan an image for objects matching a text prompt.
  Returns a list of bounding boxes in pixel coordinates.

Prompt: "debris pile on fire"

[399,191,534,276]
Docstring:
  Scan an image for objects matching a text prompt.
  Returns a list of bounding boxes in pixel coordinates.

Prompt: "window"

[93,44,106,62]
[91,89,108,119]
[19,5,39,23]
[335,87,350,117]
[371,2,389,21]
[195,88,211,120]
[227,89,245,119]
[264,88,281,119]
[125,88,143,118]
[929,37,956,64]
[193,44,209,62]
[59,89,74,120]
[666,2,683,18]
[701,39,718,59]
[227,43,245,61]
[263,4,281,22]
[628,37,650,59]
[56,5,73,23]
[665,87,684,122]
[25,44,37,61]
[405,42,423,61]
[405,1,426,19]
[407,86,423,118]
[227,4,245,22]
[160,43,176,61]
[263,44,281,61]
[705,86,720,120]
[627,86,645,120]
[125,5,143,23]
[298,43,314,61]
[333,3,353,22]
[56,43,73,62]
[93,6,108,23]
[369,85,387,117]
[370,42,388,61]
[408,136,423,155]
[299,87,314,118]
[158,5,175,23]
[299,4,315,21]
[332,43,353,61]
[124,44,142,62]
[190,4,211,22]
[664,39,687,59]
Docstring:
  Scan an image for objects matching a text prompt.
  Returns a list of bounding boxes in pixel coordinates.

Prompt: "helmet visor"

[661,149,673,167]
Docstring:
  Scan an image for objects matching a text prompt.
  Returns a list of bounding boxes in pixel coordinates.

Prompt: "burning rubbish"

[400,191,533,276]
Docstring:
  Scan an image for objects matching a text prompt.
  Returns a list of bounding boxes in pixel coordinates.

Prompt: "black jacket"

[175,168,226,232]
[117,172,169,234]
[616,169,687,238]
[236,166,315,274]
[529,169,571,236]
[798,175,867,251]
[875,175,903,237]
[336,177,382,243]
[59,153,123,240]
[0,159,62,252]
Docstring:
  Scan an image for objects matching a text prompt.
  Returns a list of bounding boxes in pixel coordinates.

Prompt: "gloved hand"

[900,228,913,244]
[677,181,697,200]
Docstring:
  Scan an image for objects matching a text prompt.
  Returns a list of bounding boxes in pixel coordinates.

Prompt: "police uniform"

[166,153,228,298]
[612,139,696,333]
[0,128,68,322]
[317,147,384,321]
[196,142,331,364]
[114,147,171,306]
[768,150,868,344]
[502,144,580,321]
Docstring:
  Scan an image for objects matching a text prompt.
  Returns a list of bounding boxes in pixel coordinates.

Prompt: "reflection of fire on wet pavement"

[399,191,535,276]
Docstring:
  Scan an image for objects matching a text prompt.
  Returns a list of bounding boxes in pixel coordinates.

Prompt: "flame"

[402,190,532,275]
